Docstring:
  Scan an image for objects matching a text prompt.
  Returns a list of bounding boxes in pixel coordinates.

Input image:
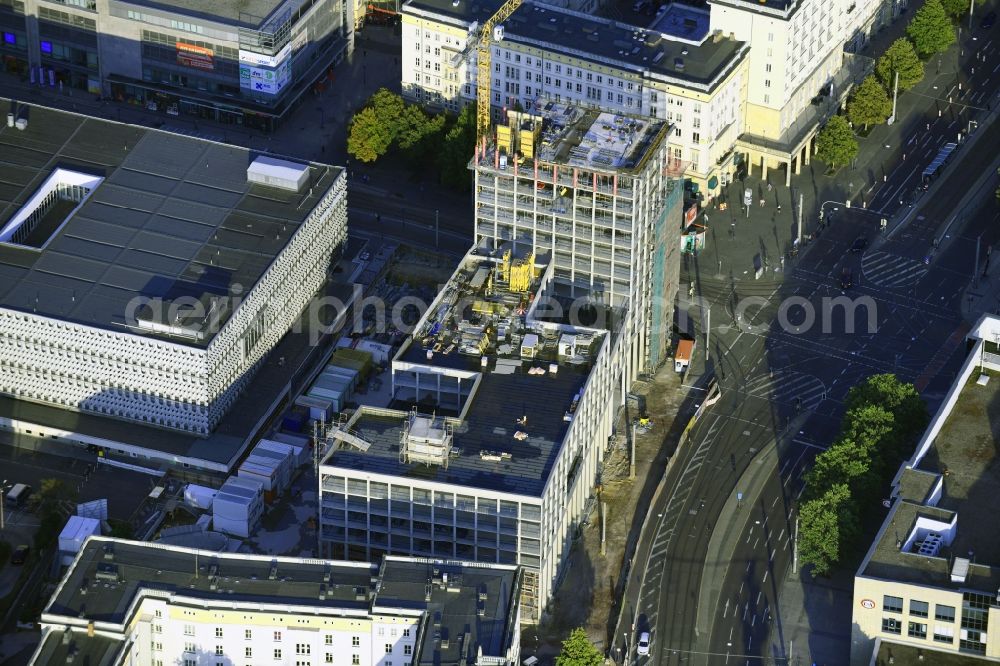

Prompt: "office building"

[31,537,522,666]
[319,104,682,621]
[0,0,353,130]
[851,315,1000,664]
[0,102,347,469]
[401,0,748,195]
[709,0,893,184]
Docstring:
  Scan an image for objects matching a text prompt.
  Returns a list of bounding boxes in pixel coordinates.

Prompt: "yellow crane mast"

[476,0,523,141]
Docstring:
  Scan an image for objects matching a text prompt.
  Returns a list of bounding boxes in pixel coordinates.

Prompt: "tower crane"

[476,0,522,142]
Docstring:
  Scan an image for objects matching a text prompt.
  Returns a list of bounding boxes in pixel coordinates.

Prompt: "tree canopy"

[814,115,858,169]
[907,0,956,57]
[848,75,893,130]
[347,106,394,163]
[797,375,927,576]
[875,38,925,92]
[940,0,986,18]
[555,628,603,666]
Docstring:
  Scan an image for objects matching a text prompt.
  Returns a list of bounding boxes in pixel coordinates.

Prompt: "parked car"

[849,235,868,253]
[637,632,651,656]
[981,12,996,29]
[743,188,753,207]
[840,268,853,290]
[10,544,29,565]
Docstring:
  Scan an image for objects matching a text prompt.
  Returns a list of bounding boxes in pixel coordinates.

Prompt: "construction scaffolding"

[399,408,455,467]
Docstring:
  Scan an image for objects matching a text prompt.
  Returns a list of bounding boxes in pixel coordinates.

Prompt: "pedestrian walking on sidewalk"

[777,204,782,213]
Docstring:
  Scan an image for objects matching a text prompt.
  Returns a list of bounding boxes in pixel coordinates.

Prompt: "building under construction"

[318,106,682,622]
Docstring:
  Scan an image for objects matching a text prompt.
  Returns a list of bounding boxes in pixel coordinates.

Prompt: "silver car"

[637,631,651,656]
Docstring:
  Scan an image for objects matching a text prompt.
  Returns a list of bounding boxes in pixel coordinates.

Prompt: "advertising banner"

[239,56,292,96]
[177,42,214,70]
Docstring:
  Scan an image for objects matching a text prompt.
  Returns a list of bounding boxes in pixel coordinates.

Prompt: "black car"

[10,544,29,565]
[981,12,996,29]
[840,268,853,289]
[850,235,868,253]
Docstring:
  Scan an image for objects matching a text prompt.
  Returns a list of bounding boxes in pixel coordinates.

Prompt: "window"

[936,605,955,622]
[215,646,224,656]
[274,631,283,642]
[352,656,360,665]
[765,63,772,73]
[325,635,333,646]
[296,644,311,655]
[934,625,954,643]
[245,630,253,640]
[692,132,701,143]
[184,625,195,636]
[385,643,393,654]
[275,649,283,659]
[245,647,253,658]
[184,643,196,653]
[352,637,360,648]
[908,622,927,639]
[215,628,223,638]
[764,80,771,89]
[960,629,986,654]
[155,610,163,618]
[883,596,903,613]
[910,600,929,618]
[326,654,334,664]
[403,629,411,638]
[881,617,901,635]
[154,625,163,634]
[404,645,412,655]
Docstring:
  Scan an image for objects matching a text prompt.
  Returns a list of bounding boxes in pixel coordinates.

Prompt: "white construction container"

[238,442,292,496]
[58,516,101,565]
[212,476,264,538]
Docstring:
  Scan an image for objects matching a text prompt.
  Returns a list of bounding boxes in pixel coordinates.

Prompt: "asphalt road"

[629,22,1000,666]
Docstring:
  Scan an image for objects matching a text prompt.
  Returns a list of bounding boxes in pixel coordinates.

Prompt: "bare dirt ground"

[523,363,690,661]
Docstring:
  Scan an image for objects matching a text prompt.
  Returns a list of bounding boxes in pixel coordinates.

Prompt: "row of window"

[882,596,953,621]
[172,624,413,642]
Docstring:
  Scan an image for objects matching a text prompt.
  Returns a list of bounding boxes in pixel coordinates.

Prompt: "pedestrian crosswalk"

[861,251,928,288]
[743,370,827,411]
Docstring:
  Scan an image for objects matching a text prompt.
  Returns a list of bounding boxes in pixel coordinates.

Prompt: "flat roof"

[404,0,747,90]
[124,0,291,28]
[323,253,607,497]
[917,370,1000,564]
[45,537,378,625]
[708,0,798,16]
[648,3,710,42]
[374,557,521,666]
[32,629,124,666]
[486,104,668,174]
[861,369,1000,591]
[39,538,520,666]
[0,101,341,347]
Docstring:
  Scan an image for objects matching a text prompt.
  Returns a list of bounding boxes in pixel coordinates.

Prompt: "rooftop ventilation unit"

[951,557,970,583]
[95,563,119,582]
[247,156,309,192]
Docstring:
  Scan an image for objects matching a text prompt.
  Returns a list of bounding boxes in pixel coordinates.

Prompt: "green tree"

[555,628,603,666]
[368,88,406,134]
[907,0,956,57]
[848,75,892,130]
[940,0,986,18]
[845,374,928,445]
[798,483,858,577]
[875,38,925,92]
[438,104,477,191]
[347,107,394,163]
[814,115,858,170]
[396,105,447,168]
[804,438,872,496]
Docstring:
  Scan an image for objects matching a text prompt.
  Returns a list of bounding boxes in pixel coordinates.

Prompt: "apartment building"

[0,0,352,130]
[851,315,1000,664]
[401,0,748,196]
[31,537,522,666]
[319,104,681,621]
[0,102,347,471]
[708,0,893,184]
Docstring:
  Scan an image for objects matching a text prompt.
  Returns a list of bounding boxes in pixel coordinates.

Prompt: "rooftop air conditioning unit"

[247,156,309,192]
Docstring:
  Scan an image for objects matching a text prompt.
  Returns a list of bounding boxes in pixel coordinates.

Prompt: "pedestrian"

[759,198,765,208]
[777,204,781,213]
[767,182,772,192]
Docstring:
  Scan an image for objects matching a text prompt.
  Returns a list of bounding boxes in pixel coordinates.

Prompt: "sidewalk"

[692,0,997,286]
[765,568,855,666]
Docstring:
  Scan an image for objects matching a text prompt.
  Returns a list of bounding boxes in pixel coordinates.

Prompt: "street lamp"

[0,478,7,530]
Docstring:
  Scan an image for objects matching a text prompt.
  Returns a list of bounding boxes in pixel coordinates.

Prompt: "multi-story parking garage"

[0,103,347,441]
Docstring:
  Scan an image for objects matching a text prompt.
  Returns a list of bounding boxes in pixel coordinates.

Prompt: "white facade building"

[0,108,347,436]
[32,537,523,666]
[319,105,682,622]
[401,0,749,194]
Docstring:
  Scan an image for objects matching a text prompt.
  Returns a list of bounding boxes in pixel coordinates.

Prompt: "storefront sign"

[176,42,214,70]
[860,599,876,609]
[238,44,291,68]
[239,57,292,96]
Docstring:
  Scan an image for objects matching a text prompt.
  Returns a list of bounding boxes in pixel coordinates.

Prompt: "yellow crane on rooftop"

[476,0,523,142]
